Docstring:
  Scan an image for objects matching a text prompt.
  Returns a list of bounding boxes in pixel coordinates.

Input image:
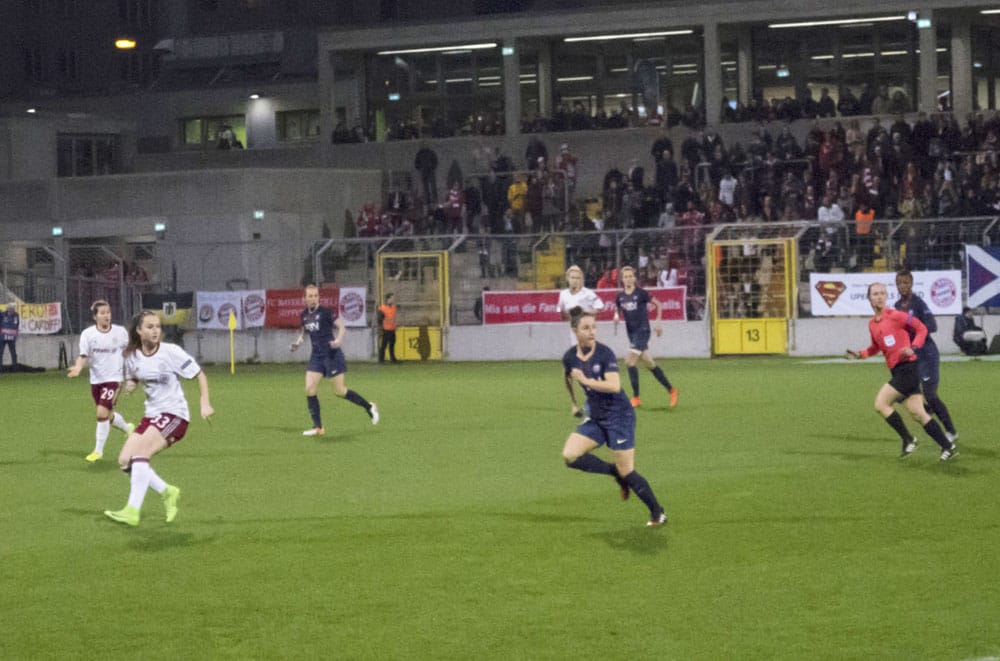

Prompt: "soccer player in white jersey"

[104,310,214,527]
[556,265,605,417]
[67,300,134,462]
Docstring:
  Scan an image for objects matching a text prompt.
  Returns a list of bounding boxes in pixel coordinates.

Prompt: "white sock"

[95,420,110,454]
[111,412,130,432]
[127,459,152,510]
[146,466,167,494]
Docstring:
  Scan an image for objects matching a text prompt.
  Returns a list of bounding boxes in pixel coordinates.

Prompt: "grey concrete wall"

[14,315,999,369]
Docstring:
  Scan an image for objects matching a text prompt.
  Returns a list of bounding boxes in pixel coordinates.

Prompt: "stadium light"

[768,16,906,28]
[564,30,692,42]
[115,38,137,50]
[376,43,496,56]
[52,226,63,237]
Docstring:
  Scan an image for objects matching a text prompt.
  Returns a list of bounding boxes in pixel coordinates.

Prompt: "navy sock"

[567,454,616,475]
[344,389,371,414]
[307,396,322,428]
[650,366,672,391]
[624,471,663,517]
[926,396,956,434]
[627,366,640,397]
[923,419,952,450]
[883,411,911,444]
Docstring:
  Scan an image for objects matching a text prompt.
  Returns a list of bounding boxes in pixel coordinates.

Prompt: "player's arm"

[651,296,664,336]
[847,331,879,359]
[196,371,214,420]
[290,326,305,352]
[330,316,346,348]
[904,312,928,351]
[917,300,938,333]
[571,367,621,393]
[66,353,88,377]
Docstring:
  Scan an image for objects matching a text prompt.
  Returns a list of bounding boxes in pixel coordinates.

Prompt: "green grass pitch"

[1,356,998,660]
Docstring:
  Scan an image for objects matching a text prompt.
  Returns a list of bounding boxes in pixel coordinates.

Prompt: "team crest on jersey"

[885,335,896,347]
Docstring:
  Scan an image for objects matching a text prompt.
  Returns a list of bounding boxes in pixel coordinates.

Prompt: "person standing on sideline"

[846,283,957,460]
[67,300,134,462]
[104,310,213,526]
[556,265,605,417]
[291,284,379,436]
[0,302,19,370]
[561,307,667,527]
[613,266,678,409]
[894,270,958,442]
[377,293,399,363]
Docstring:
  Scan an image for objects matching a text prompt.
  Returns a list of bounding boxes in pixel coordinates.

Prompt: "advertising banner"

[809,271,961,316]
[195,290,266,330]
[966,245,1000,308]
[482,287,687,325]
[337,286,368,328]
[264,287,339,329]
[16,302,62,334]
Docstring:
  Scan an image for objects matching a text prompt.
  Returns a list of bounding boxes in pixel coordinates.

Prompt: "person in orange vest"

[853,200,876,268]
[377,293,399,363]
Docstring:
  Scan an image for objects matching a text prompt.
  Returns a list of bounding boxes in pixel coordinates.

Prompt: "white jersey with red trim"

[78,325,129,385]
[125,342,201,421]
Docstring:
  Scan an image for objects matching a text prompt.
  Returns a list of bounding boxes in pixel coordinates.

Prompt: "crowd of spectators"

[720,84,917,124]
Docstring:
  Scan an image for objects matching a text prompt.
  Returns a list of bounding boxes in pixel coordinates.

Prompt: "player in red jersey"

[846,283,957,460]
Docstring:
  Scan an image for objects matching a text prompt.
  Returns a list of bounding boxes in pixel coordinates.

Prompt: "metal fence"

[2,215,997,332]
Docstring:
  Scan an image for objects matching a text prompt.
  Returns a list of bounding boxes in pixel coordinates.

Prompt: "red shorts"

[136,413,189,446]
[91,382,121,408]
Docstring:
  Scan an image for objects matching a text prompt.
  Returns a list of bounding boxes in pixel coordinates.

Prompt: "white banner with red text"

[195,290,267,330]
[482,287,687,325]
[198,287,369,330]
[809,271,961,316]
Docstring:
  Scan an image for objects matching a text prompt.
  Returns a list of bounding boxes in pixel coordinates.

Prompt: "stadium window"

[277,109,321,142]
[56,134,120,177]
[180,115,246,149]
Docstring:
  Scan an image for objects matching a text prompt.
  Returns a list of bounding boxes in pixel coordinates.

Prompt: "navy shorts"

[308,349,347,378]
[916,346,940,388]
[888,359,921,398]
[628,329,651,352]
[575,410,636,451]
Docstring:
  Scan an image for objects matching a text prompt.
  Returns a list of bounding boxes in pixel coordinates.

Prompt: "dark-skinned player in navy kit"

[893,270,958,443]
[561,306,667,526]
[291,285,379,436]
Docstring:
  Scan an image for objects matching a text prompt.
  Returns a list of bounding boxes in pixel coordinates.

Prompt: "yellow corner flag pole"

[228,310,238,374]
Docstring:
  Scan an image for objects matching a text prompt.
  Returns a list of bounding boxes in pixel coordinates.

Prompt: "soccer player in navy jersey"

[561,306,667,526]
[291,284,379,436]
[893,270,958,442]
[613,265,678,409]
[846,283,957,460]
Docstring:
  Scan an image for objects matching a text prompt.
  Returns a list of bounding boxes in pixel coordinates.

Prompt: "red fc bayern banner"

[482,287,687,325]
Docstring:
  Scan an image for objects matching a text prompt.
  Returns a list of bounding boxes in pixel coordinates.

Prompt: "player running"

[613,265,678,408]
[561,306,667,526]
[291,284,379,436]
[104,310,214,526]
[66,300,134,462]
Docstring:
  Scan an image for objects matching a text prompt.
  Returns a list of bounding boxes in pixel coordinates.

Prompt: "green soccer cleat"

[122,422,136,436]
[162,485,180,523]
[104,505,140,527]
[85,451,103,463]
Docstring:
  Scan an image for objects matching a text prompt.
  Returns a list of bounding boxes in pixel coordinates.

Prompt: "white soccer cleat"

[369,403,380,425]
[945,430,959,444]
[302,427,325,437]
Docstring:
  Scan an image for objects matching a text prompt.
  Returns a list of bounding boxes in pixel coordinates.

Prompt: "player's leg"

[388,330,397,363]
[330,373,378,423]
[903,393,953,453]
[612,448,666,525]
[625,350,641,404]
[561,431,610,473]
[107,383,132,434]
[106,426,169,525]
[921,362,957,439]
[641,350,678,406]
[874,382,916,453]
[91,403,113,460]
[303,370,324,434]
